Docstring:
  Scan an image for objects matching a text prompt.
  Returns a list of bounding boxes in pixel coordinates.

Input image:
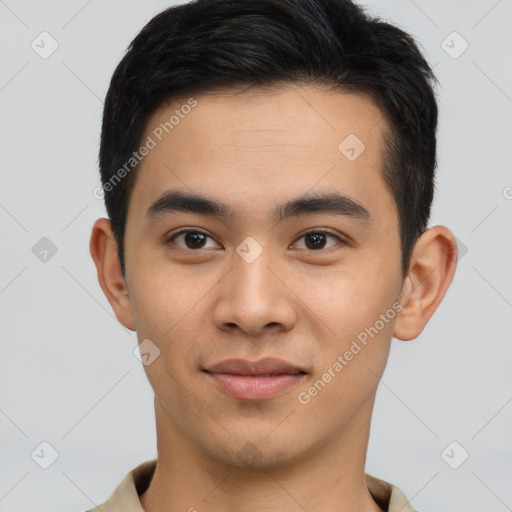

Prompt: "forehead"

[130,84,396,228]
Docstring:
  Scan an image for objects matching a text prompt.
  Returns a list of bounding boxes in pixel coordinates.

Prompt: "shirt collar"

[93,459,416,512]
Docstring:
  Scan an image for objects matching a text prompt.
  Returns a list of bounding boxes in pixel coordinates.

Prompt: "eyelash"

[165,228,346,252]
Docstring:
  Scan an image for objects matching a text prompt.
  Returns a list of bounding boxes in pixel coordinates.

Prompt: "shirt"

[87,459,417,512]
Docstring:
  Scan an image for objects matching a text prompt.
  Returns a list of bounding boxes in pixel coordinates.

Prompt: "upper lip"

[204,357,307,376]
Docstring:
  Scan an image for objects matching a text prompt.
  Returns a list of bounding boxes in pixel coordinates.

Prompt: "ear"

[89,218,136,331]
[393,225,458,341]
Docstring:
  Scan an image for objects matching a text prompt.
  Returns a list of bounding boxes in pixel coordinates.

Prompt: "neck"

[140,394,384,512]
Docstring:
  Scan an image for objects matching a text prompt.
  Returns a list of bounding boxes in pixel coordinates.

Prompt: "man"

[89,0,457,510]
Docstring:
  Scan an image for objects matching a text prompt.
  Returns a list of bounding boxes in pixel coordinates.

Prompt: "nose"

[212,248,298,336]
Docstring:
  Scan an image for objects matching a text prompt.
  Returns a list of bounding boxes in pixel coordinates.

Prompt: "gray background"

[0,1,511,511]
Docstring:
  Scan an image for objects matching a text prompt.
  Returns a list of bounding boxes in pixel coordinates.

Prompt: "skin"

[90,83,457,512]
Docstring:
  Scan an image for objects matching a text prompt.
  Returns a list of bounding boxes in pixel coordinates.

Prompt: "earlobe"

[393,225,458,341]
[89,218,136,331]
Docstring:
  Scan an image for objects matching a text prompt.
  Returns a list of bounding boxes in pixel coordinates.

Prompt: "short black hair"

[99,0,438,278]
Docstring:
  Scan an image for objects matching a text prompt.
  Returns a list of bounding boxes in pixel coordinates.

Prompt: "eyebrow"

[146,189,371,224]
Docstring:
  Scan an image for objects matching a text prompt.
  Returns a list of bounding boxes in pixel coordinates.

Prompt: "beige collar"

[91,459,416,512]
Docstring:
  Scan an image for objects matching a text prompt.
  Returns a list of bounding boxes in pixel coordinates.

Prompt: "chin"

[200,432,312,471]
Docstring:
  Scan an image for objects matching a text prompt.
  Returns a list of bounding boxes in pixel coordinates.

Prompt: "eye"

[166,230,219,250]
[165,228,346,252]
[292,230,345,251]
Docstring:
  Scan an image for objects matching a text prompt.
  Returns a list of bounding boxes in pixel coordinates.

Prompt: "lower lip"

[205,372,305,401]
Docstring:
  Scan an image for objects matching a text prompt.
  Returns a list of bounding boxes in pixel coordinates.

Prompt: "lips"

[204,357,307,376]
[203,358,307,401]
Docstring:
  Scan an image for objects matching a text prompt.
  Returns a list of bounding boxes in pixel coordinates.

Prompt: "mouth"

[204,357,307,376]
[203,358,308,401]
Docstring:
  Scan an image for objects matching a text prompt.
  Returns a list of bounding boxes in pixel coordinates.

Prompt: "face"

[122,84,405,468]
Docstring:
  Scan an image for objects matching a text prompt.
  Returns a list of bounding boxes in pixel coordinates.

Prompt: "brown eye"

[167,230,218,250]
[293,230,344,251]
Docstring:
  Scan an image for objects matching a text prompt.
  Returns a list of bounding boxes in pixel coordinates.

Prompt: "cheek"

[129,252,205,332]
[293,262,400,407]
[129,275,175,338]
[295,274,397,418]
[128,264,215,368]
[294,262,398,339]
